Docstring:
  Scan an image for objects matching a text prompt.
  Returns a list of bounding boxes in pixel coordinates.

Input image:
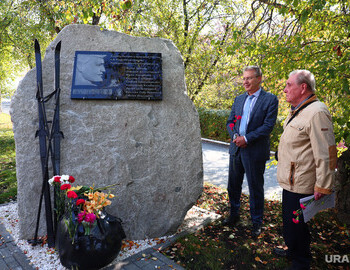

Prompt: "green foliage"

[0,0,132,98]
[1,0,349,147]
[197,108,231,142]
[197,107,283,152]
[0,0,52,97]
[225,0,349,145]
[270,117,284,152]
[0,113,17,203]
[1,0,240,108]
[115,0,238,104]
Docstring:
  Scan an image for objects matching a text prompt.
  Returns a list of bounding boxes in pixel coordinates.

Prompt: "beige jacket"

[277,96,337,194]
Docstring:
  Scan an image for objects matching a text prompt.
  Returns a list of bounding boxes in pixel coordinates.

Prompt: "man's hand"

[233,136,247,148]
[314,191,325,200]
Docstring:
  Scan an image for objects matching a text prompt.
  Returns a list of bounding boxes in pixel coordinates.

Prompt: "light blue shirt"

[241,88,262,143]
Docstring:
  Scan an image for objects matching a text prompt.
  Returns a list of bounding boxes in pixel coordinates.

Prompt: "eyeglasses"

[242,76,258,81]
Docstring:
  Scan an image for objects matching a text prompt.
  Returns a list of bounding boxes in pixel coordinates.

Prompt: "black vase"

[56,212,126,270]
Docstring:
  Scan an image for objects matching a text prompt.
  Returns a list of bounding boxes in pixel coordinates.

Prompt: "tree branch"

[192,23,231,99]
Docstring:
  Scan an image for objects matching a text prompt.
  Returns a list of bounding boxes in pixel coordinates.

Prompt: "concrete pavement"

[202,138,282,201]
[1,99,10,115]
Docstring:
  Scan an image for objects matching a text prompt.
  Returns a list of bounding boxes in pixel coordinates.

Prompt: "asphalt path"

[202,139,282,201]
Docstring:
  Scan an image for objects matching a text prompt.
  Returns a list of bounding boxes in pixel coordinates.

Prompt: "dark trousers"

[227,153,266,224]
[282,189,312,269]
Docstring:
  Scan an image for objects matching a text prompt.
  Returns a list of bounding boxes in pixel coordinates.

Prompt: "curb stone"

[104,231,187,270]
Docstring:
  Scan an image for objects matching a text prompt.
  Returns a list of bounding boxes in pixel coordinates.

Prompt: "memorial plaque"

[71,51,162,100]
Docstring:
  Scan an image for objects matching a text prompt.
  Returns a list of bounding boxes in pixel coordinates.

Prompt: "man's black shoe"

[273,247,290,258]
[252,223,262,237]
[222,215,240,226]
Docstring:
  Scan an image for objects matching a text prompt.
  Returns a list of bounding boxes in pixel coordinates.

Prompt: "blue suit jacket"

[226,88,278,160]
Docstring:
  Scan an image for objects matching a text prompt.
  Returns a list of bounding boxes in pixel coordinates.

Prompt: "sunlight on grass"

[0,113,13,129]
[0,113,17,203]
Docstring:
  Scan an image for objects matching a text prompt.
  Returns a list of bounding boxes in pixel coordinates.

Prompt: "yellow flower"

[70,186,83,191]
[84,192,94,200]
[82,190,113,217]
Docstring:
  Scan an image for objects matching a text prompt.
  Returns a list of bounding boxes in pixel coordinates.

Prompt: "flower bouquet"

[49,175,126,270]
[292,197,315,224]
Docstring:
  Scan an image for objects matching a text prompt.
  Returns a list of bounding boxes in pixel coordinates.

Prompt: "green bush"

[270,116,284,152]
[197,107,283,151]
[197,107,231,143]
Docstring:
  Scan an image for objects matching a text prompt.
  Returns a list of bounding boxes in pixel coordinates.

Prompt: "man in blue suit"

[224,66,278,237]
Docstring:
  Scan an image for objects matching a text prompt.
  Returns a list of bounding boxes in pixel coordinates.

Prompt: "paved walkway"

[202,138,282,201]
[0,223,35,269]
[1,99,10,115]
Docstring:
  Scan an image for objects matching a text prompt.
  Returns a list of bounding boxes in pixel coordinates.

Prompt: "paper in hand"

[300,193,335,223]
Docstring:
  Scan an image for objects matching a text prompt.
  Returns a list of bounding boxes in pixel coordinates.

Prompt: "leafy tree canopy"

[223,0,349,143]
[1,0,349,143]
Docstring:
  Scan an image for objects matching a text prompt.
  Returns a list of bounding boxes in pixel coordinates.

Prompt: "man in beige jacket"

[275,70,337,270]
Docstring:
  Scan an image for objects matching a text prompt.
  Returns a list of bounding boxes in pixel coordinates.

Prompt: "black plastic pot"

[56,212,126,270]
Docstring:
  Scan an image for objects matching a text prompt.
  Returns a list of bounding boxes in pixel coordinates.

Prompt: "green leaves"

[1,0,349,147]
[122,0,132,9]
[342,78,350,95]
[299,9,310,23]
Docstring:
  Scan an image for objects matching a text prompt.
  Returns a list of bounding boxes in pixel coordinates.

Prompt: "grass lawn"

[0,113,17,204]
[162,183,350,270]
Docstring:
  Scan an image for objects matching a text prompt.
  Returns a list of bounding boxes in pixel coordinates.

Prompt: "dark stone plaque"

[71,51,162,100]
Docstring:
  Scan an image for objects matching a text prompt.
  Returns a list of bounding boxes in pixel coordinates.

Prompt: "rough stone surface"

[11,25,203,240]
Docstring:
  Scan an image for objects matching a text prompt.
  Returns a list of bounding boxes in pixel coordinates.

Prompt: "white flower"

[48,177,54,186]
[61,175,70,184]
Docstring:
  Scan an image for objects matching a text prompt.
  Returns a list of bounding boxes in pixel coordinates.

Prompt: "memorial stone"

[11,24,203,240]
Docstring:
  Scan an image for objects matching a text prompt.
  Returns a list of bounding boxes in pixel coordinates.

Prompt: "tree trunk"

[335,149,350,225]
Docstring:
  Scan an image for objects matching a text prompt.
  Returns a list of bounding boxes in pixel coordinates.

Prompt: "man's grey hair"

[243,66,262,77]
[289,70,316,93]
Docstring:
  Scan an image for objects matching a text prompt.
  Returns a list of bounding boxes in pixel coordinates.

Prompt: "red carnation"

[229,123,235,130]
[60,184,71,190]
[68,175,75,183]
[76,199,85,206]
[236,115,242,120]
[85,213,97,224]
[54,176,61,183]
[292,218,299,224]
[67,191,78,199]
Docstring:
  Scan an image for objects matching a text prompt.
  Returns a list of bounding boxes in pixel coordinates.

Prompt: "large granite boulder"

[11,25,203,240]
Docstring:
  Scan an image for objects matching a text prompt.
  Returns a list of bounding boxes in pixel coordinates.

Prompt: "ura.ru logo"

[325,255,349,264]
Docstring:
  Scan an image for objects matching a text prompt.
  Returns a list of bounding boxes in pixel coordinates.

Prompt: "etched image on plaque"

[71,51,162,100]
